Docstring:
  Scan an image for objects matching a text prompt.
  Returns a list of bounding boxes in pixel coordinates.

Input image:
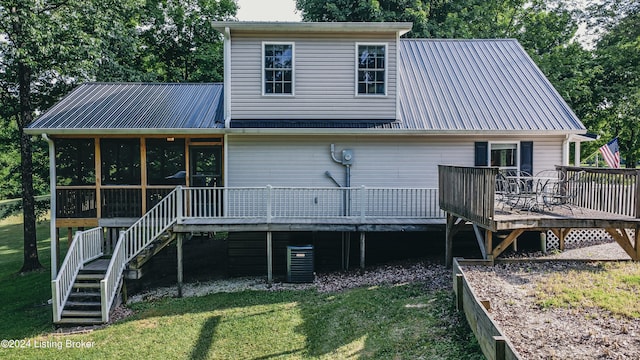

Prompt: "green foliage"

[134,0,237,82]
[591,7,640,167]
[0,216,59,339]
[536,262,640,319]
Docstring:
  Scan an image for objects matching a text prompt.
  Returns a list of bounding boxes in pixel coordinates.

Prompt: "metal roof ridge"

[82,82,224,86]
[400,38,518,42]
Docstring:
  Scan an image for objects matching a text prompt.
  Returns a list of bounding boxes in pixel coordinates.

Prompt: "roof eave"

[212,21,413,36]
[24,128,226,136]
[26,127,586,137]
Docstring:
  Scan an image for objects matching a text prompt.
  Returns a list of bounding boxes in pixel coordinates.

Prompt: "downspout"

[42,134,57,279]
[224,26,232,129]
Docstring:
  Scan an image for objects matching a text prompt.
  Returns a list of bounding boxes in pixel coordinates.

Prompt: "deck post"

[359,232,366,269]
[445,213,455,267]
[177,233,183,297]
[635,225,640,260]
[266,231,273,284]
[485,230,493,263]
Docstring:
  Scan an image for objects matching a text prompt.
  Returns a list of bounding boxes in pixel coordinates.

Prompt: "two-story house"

[27,22,588,324]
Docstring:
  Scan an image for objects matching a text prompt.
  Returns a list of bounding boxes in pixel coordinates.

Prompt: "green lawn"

[536,262,640,319]
[0,216,482,359]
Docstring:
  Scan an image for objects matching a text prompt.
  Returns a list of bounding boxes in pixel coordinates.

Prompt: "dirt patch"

[463,246,640,359]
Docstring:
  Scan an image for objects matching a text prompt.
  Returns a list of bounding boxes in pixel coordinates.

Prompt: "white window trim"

[355,42,388,97]
[489,141,520,172]
[262,41,295,96]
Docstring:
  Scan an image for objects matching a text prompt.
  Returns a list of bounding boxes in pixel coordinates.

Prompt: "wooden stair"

[127,231,179,273]
[56,230,180,324]
[57,258,109,325]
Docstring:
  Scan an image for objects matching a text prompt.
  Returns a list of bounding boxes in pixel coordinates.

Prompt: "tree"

[0,0,134,272]
[591,7,640,167]
[138,0,237,82]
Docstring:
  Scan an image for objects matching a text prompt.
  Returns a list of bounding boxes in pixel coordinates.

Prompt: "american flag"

[599,138,620,169]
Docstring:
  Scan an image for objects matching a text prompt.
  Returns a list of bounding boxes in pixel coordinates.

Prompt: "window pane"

[146,138,185,185]
[56,138,95,186]
[490,144,518,168]
[357,45,385,95]
[264,44,293,94]
[101,139,141,185]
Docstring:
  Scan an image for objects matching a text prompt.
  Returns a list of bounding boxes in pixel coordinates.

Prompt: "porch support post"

[359,232,365,269]
[485,229,493,263]
[551,228,572,251]
[43,134,57,278]
[574,141,581,167]
[177,233,184,297]
[635,225,640,260]
[445,213,457,267]
[344,232,351,270]
[266,231,273,283]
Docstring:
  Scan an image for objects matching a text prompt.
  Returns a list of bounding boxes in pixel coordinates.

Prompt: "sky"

[236,0,302,21]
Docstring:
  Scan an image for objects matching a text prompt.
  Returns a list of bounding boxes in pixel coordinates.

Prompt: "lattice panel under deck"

[545,228,636,251]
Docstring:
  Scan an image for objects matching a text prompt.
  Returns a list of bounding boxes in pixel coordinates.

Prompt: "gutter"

[42,134,57,279]
[25,126,588,138]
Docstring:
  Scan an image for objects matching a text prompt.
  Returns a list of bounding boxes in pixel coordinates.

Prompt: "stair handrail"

[100,186,182,323]
[51,227,104,322]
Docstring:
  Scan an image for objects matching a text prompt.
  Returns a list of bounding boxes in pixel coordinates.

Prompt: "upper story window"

[357,43,387,95]
[263,42,294,95]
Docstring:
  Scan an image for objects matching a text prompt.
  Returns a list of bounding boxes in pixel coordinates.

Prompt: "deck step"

[56,317,103,325]
[65,301,101,308]
[61,310,102,317]
[68,291,101,298]
[73,282,100,289]
[76,273,105,281]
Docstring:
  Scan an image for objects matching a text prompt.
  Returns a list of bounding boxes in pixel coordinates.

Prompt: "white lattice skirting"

[545,228,637,251]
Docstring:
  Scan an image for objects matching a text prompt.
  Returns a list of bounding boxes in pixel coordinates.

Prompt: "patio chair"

[539,170,584,213]
[495,172,538,212]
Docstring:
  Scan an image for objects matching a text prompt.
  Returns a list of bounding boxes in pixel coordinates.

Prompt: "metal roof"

[27,39,586,135]
[397,39,585,132]
[27,83,224,134]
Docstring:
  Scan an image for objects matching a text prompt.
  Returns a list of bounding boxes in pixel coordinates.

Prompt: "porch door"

[189,145,222,187]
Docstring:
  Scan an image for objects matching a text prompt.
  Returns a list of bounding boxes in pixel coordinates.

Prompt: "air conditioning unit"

[286,245,314,283]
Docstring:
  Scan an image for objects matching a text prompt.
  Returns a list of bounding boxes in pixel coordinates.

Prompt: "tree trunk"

[17,61,42,273]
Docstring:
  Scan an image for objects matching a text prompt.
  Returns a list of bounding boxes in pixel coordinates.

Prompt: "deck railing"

[51,227,104,322]
[101,188,142,218]
[559,166,640,218]
[56,188,97,218]
[181,186,443,219]
[438,165,498,229]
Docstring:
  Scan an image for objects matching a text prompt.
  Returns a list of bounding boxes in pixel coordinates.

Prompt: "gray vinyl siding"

[226,135,565,188]
[230,32,397,120]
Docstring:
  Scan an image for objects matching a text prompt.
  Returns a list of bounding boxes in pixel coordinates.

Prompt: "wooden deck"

[173,216,445,233]
[493,205,640,230]
[439,165,640,265]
